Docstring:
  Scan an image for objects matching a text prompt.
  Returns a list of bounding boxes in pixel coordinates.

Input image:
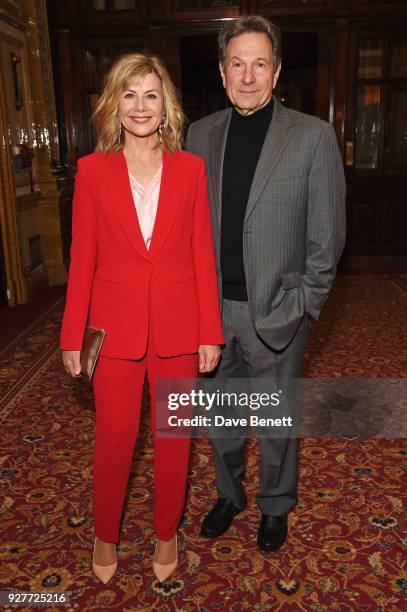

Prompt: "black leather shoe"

[257,514,288,552]
[201,498,243,538]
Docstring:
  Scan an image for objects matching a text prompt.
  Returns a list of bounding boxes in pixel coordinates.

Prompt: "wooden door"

[345,31,407,260]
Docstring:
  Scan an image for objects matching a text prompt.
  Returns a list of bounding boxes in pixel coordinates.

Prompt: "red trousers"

[92,326,198,543]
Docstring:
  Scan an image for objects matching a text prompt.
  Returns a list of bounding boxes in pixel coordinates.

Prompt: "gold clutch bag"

[80,325,105,383]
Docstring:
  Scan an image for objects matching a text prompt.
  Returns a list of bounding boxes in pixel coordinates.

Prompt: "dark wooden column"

[316,31,334,121]
[333,0,350,154]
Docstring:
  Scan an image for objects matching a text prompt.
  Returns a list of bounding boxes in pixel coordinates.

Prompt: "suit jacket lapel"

[108,151,150,260]
[244,98,294,224]
[208,108,232,227]
[148,151,180,259]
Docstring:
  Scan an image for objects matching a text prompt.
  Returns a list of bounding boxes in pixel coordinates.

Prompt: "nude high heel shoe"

[92,537,117,584]
[152,534,178,582]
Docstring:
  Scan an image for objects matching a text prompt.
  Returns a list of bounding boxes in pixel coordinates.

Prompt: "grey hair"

[218,15,282,68]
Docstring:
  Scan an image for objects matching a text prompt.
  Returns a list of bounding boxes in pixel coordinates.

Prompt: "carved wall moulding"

[351,0,407,10]
[0,30,23,47]
[0,60,27,304]
[0,0,23,16]
[33,0,60,163]
[152,19,228,33]
[175,1,239,8]
[258,0,327,7]
[0,0,27,31]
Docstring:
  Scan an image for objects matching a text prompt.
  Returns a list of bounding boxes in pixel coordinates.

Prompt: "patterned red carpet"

[0,275,406,611]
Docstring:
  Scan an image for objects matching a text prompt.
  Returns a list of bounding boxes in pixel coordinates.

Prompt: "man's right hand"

[62,350,81,377]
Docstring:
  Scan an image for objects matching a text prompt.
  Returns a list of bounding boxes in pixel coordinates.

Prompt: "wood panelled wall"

[47,0,407,264]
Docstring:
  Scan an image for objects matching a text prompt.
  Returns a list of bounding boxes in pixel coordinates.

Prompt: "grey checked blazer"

[186,97,346,351]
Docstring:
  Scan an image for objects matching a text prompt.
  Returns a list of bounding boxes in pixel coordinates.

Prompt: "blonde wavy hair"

[92,53,184,154]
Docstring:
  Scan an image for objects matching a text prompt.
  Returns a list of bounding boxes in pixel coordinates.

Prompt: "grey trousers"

[211,299,309,516]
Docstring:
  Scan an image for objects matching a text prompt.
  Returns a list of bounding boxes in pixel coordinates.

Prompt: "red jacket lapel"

[148,151,180,260]
[106,151,150,260]
[105,150,180,261]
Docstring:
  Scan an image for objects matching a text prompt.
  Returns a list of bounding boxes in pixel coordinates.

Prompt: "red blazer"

[60,150,224,359]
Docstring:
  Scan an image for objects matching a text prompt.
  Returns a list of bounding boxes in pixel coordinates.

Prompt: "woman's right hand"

[62,350,81,377]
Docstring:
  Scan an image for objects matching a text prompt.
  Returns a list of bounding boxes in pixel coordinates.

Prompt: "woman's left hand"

[198,344,221,373]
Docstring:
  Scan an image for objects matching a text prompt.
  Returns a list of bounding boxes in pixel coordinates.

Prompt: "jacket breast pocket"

[268,168,304,182]
[93,275,120,285]
[175,274,195,283]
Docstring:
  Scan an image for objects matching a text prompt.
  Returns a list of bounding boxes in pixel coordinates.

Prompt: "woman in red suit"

[60,53,223,584]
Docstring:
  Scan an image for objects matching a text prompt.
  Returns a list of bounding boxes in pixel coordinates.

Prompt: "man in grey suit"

[186,15,346,552]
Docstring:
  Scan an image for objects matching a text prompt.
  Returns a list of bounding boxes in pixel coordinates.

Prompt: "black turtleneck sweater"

[221,98,274,301]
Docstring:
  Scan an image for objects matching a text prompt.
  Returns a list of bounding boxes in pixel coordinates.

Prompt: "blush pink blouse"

[128,165,162,250]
